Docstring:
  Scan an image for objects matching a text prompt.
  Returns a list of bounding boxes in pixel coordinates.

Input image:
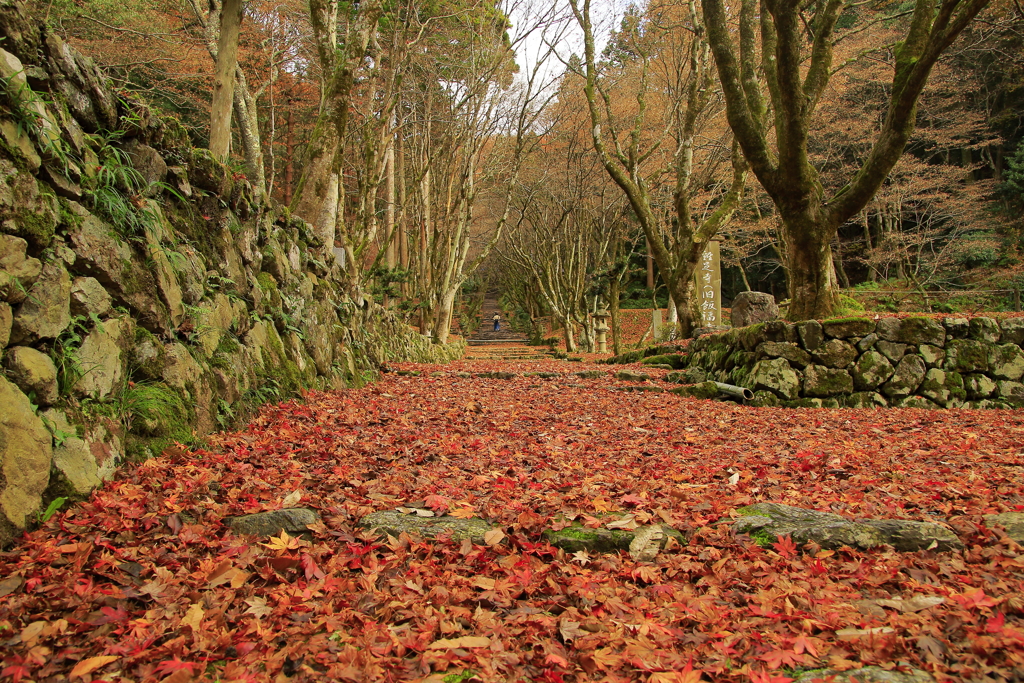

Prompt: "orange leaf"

[70,656,119,678]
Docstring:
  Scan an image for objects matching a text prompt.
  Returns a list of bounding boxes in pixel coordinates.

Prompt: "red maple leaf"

[772,534,799,559]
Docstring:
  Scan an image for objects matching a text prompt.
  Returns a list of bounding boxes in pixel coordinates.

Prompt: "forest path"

[1,356,1022,681]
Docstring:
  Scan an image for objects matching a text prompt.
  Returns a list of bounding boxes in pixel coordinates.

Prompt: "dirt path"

[1,355,1022,682]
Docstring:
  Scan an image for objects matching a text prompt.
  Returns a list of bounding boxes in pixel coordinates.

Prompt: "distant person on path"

[493,313,500,331]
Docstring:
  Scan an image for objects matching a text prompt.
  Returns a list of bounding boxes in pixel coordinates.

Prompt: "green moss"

[749,528,777,547]
[834,294,866,315]
[736,506,771,517]
[822,316,871,326]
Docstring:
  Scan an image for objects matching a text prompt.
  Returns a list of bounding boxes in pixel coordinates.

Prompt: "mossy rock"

[360,510,494,543]
[615,370,650,382]
[476,371,516,379]
[615,385,665,393]
[665,368,707,384]
[575,370,604,379]
[523,372,560,379]
[822,317,876,339]
[640,353,685,369]
[670,381,719,399]
[543,523,684,554]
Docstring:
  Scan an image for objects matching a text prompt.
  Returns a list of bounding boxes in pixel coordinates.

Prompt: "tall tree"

[209,0,244,160]
[701,0,992,320]
[569,0,746,337]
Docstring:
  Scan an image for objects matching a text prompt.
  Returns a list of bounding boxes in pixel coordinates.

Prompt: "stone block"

[822,317,876,339]
[803,364,853,397]
[881,354,926,398]
[9,262,70,344]
[896,317,945,347]
[811,338,858,368]
[0,377,52,545]
[968,317,1000,343]
[4,345,58,405]
[730,291,778,328]
[749,357,801,400]
[851,350,894,391]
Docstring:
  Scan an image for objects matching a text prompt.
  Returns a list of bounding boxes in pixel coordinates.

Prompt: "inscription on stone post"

[696,241,721,327]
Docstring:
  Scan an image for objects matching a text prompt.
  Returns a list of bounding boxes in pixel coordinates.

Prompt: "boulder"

[730,292,778,328]
[749,390,781,407]
[733,503,961,551]
[0,302,10,348]
[75,317,133,399]
[943,339,990,374]
[543,521,685,554]
[918,368,965,407]
[996,380,1024,406]
[360,510,493,543]
[944,317,969,339]
[0,234,42,304]
[0,377,52,545]
[968,316,1000,343]
[188,147,233,196]
[897,396,941,409]
[756,341,812,367]
[4,346,58,405]
[990,344,1024,381]
[796,320,824,351]
[749,358,801,400]
[963,373,996,400]
[874,317,901,341]
[793,666,933,683]
[615,371,650,382]
[984,512,1024,544]
[670,381,720,399]
[665,368,707,384]
[998,317,1024,346]
[9,262,71,344]
[843,392,888,409]
[69,276,112,317]
[803,365,853,397]
[822,317,876,339]
[917,344,945,367]
[810,338,858,368]
[881,355,926,398]
[875,340,907,362]
[160,342,203,390]
[896,317,945,347]
[851,350,895,391]
[227,508,321,537]
[856,332,878,353]
[0,163,58,250]
[123,139,167,192]
[43,408,120,494]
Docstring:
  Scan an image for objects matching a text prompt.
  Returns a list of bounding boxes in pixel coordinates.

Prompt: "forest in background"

[32,0,1024,349]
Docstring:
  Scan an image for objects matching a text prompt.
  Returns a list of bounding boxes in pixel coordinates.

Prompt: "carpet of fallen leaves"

[2,357,1024,683]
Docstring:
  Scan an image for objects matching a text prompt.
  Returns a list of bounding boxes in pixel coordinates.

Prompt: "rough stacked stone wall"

[0,1,461,545]
[684,316,1024,409]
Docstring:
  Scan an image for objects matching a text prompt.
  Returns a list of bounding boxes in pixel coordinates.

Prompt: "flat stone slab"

[475,371,516,379]
[794,667,933,683]
[360,510,494,543]
[734,503,962,551]
[575,370,604,379]
[226,508,320,537]
[615,371,651,382]
[985,512,1024,544]
[543,522,684,554]
[523,371,561,378]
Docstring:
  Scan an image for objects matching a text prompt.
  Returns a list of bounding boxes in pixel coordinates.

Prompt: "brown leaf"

[0,575,23,598]
[70,655,119,678]
[483,528,505,546]
[427,636,490,649]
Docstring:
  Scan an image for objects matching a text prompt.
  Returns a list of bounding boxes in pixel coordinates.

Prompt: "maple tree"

[2,356,1023,681]
[700,0,993,320]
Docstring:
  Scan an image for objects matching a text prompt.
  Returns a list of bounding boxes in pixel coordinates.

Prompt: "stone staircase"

[462,298,551,360]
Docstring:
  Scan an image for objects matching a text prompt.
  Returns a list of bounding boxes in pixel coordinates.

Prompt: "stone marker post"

[696,241,721,327]
[593,309,610,353]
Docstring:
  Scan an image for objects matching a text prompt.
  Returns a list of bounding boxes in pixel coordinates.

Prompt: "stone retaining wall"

[683,316,1024,408]
[0,1,461,545]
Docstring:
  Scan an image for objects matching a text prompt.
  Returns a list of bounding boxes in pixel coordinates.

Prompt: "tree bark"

[209,0,243,160]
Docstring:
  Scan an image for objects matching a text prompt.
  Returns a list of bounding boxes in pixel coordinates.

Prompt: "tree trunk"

[610,274,621,356]
[210,0,243,160]
[783,219,840,320]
